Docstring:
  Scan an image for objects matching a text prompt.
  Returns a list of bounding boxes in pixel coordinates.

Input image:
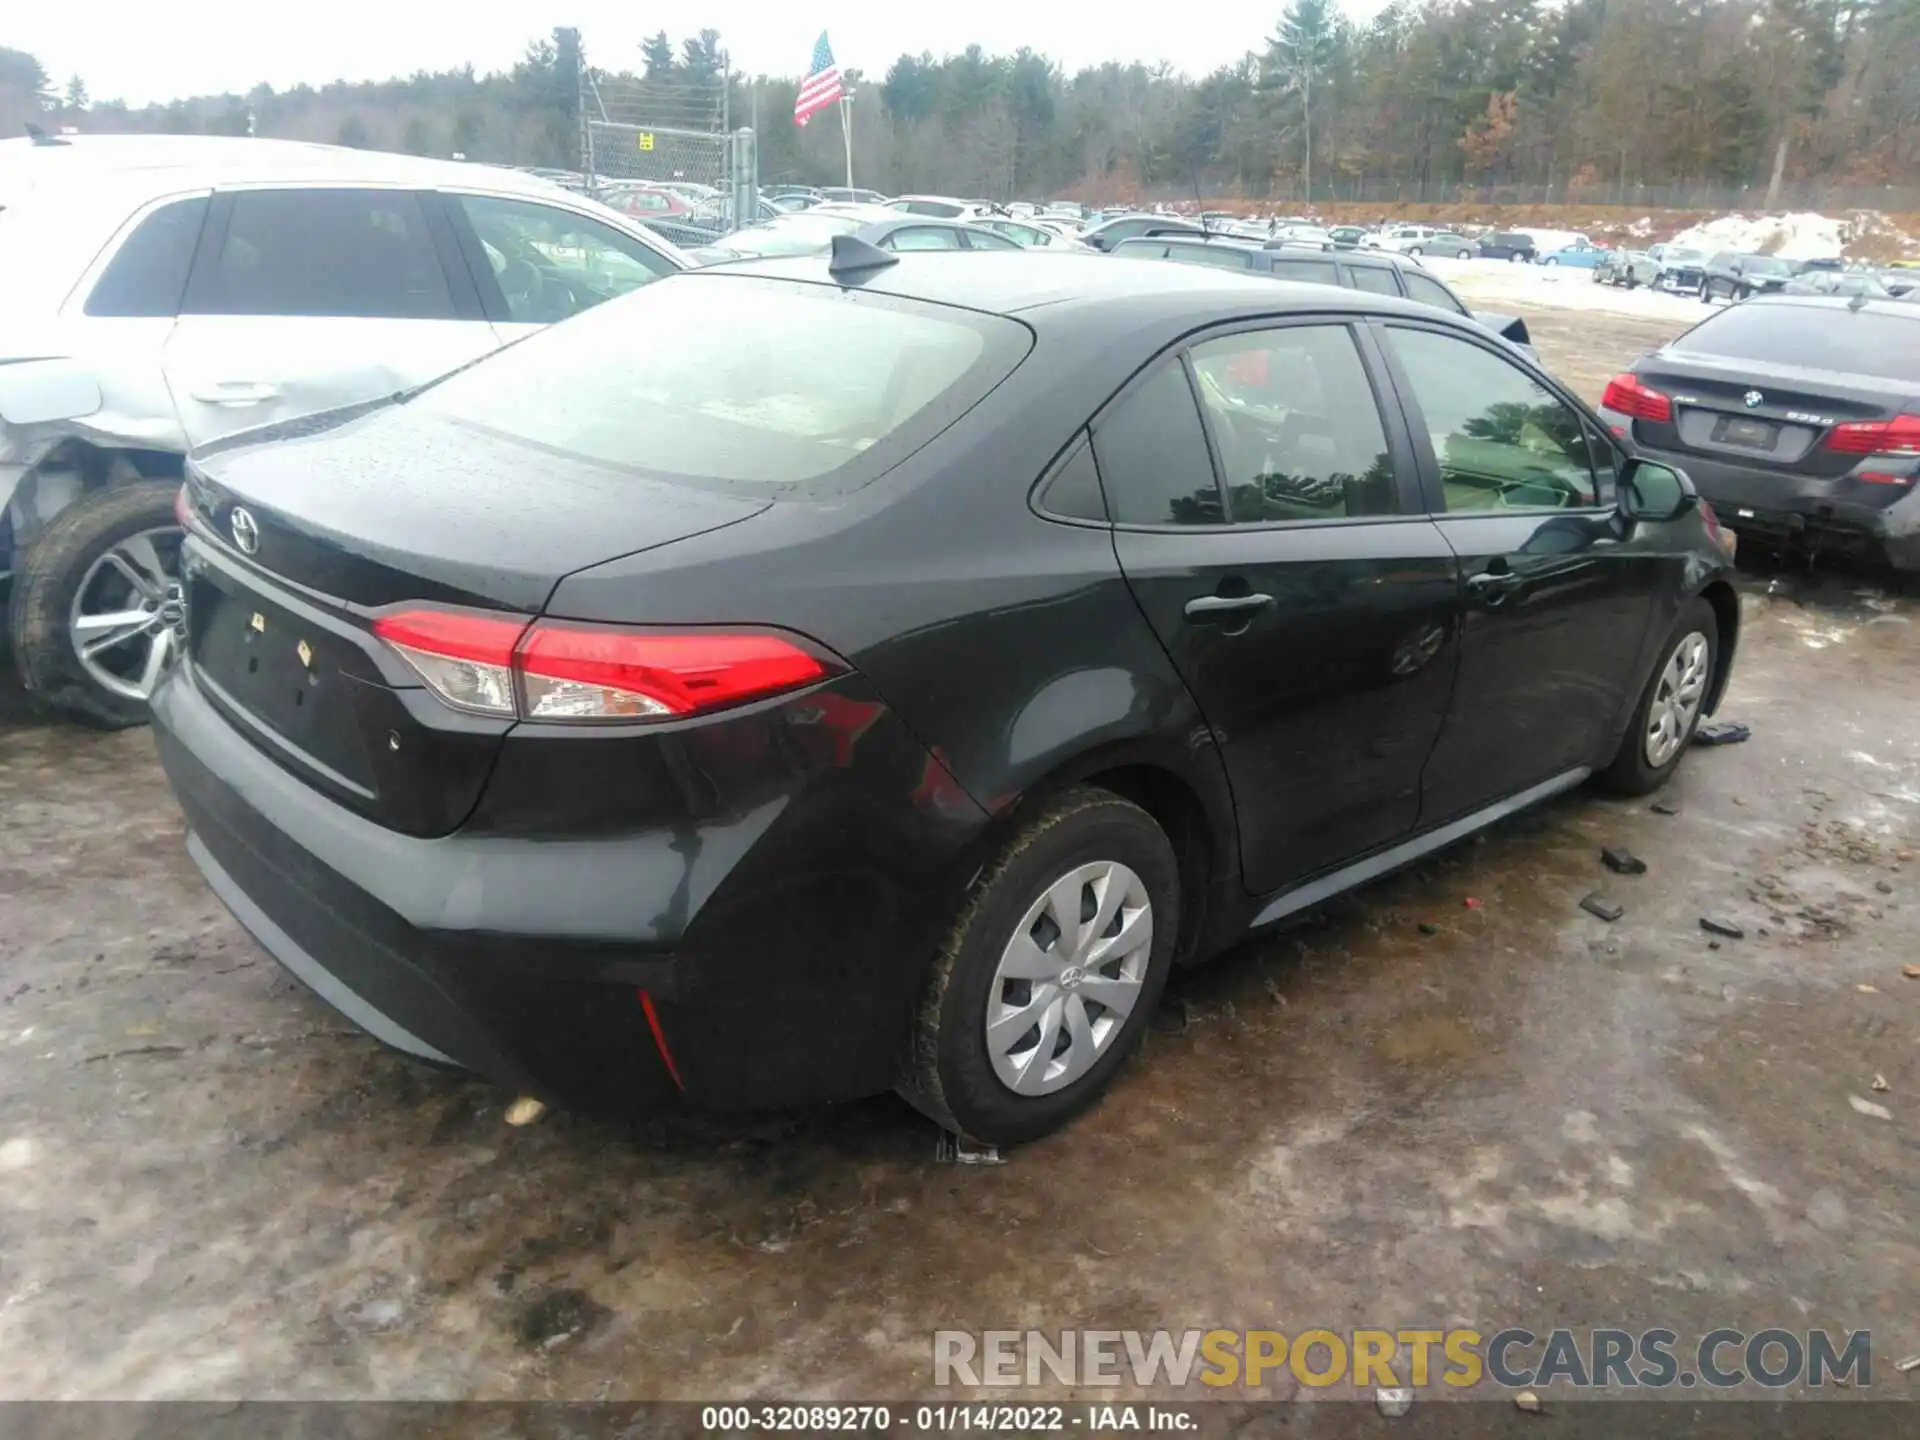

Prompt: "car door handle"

[1466,570,1522,604]
[189,381,282,406]
[1184,593,1274,622]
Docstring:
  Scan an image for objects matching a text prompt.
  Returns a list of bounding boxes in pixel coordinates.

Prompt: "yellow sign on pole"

[637,132,655,152]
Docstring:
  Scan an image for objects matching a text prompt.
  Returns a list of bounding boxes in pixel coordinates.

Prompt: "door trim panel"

[1247,763,1590,929]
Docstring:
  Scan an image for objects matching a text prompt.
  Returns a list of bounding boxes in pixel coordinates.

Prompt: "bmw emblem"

[229,506,260,555]
[1743,390,1765,409]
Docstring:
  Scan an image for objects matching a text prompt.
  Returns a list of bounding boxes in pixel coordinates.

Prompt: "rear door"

[1375,320,1660,822]
[163,187,498,449]
[1100,319,1462,897]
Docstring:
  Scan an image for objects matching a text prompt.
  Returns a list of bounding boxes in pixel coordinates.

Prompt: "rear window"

[411,275,1030,496]
[1676,303,1920,382]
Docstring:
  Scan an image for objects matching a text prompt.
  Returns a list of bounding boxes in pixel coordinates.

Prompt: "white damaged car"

[1,133,686,725]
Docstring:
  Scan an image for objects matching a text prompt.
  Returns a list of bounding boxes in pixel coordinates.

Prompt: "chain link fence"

[580,61,757,241]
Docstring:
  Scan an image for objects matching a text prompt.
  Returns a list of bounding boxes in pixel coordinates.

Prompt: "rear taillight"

[1697,499,1735,557]
[1600,373,1672,423]
[371,609,838,723]
[173,484,193,528]
[1824,414,1920,455]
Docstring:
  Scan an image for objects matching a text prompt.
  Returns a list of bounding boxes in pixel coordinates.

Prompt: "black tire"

[1596,597,1719,796]
[1543,256,1558,266]
[1456,248,1472,260]
[1701,281,1715,303]
[900,787,1180,1146]
[8,481,182,729]
[1405,246,1422,258]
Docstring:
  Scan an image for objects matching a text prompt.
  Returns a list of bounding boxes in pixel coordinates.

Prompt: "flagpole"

[839,91,854,191]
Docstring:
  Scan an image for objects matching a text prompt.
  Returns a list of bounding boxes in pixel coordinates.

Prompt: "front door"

[1099,321,1463,897]
[1373,321,1660,823]
[162,187,498,449]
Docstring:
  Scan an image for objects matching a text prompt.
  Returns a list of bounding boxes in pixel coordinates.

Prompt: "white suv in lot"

[1,134,688,726]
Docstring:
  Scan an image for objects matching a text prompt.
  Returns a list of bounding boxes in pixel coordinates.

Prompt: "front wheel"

[1543,256,1559,266]
[900,787,1179,1146]
[1405,246,1423,258]
[1456,248,1472,260]
[1596,598,1718,796]
[8,480,185,729]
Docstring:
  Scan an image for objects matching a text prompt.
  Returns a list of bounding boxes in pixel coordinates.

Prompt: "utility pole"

[840,91,855,191]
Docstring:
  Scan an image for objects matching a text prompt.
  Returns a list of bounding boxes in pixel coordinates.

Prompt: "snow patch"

[1667,212,1845,260]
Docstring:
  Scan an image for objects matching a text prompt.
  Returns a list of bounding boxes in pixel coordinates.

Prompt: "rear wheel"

[1596,598,1718,796]
[1543,256,1559,267]
[900,787,1179,1146]
[8,482,184,729]
[1456,248,1472,260]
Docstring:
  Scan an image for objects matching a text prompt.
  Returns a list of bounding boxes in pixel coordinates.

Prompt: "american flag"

[794,32,843,127]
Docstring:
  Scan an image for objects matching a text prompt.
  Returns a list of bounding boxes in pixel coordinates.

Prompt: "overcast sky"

[12,2,1380,107]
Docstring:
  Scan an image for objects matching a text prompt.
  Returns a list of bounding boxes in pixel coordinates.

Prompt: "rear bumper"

[152,661,989,1113]
[1605,417,1920,568]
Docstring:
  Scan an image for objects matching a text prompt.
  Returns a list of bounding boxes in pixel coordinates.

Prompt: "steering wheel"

[497,257,549,320]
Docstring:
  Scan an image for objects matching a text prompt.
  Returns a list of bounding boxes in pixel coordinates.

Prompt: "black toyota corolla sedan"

[154,244,1739,1145]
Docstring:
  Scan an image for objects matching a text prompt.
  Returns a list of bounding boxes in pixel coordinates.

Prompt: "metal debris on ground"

[1651,799,1681,816]
[1580,894,1624,922]
[1602,846,1648,875]
[1849,1096,1893,1120]
[1872,1074,1890,1092]
[1514,1390,1545,1413]
[936,1131,1006,1166]
[1694,721,1751,746]
[1903,964,1920,980]
[504,1097,547,1127]
[1464,897,1483,909]
[1857,983,1881,994]
[1375,1387,1412,1418]
[1699,916,1745,939]
[1896,1354,1920,1373]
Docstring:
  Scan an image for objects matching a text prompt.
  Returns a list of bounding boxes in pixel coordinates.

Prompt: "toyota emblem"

[229,506,260,555]
[1743,390,1765,409]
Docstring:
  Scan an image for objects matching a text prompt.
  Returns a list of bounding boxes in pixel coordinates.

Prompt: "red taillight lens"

[1824,414,1920,455]
[372,609,836,723]
[1600,373,1672,423]
[174,485,193,528]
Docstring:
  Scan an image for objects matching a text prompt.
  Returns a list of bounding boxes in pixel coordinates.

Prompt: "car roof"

[699,249,1452,329]
[1733,294,1920,321]
[0,134,585,206]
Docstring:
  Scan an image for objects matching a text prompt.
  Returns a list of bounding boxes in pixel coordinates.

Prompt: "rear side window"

[186,189,454,319]
[1402,272,1468,315]
[1037,435,1107,521]
[1347,266,1401,297]
[411,276,1028,497]
[962,228,1021,251]
[886,226,962,251]
[1271,259,1340,285]
[85,196,208,317]
[1090,361,1222,526]
[1677,303,1920,382]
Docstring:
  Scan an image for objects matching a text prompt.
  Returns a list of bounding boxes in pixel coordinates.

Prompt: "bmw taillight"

[371,609,840,722]
[1600,373,1673,423]
[1823,413,1920,455]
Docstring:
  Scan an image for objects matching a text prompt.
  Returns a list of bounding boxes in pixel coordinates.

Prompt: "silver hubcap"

[68,526,185,702]
[1645,631,1710,768]
[984,860,1153,1096]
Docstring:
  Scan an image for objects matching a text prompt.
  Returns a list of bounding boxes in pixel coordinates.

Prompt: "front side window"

[411,276,1027,497]
[1189,326,1399,521]
[456,194,675,324]
[962,228,1021,251]
[1401,272,1468,316]
[1386,327,1600,512]
[187,188,453,319]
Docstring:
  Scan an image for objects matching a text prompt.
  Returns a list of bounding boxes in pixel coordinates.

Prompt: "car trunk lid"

[179,404,769,836]
[1632,353,1906,478]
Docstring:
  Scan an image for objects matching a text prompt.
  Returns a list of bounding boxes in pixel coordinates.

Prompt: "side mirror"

[0,358,102,426]
[1617,458,1695,524]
